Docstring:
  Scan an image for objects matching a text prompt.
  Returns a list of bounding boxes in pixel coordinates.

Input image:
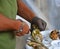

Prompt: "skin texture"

[17,0,47,31]
[0,0,46,36]
[0,0,35,36]
[0,14,29,36]
[17,0,35,22]
[0,0,47,49]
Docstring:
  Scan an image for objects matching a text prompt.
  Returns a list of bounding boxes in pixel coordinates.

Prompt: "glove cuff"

[31,17,40,23]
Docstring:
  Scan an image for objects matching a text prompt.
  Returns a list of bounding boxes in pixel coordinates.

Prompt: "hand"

[16,21,29,36]
[31,17,47,31]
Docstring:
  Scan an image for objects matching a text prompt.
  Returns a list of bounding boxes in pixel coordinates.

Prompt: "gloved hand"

[31,17,47,31]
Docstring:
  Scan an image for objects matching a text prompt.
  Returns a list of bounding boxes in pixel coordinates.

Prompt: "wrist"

[31,17,39,23]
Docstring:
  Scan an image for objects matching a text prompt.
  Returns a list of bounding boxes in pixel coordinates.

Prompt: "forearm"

[0,14,22,32]
[17,0,36,22]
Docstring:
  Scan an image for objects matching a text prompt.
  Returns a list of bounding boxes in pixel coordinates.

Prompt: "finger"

[26,30,29,34]
[16,33,22,36]
[37,21,44,31]
[16,32,24,36]
[42,21,47,30]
